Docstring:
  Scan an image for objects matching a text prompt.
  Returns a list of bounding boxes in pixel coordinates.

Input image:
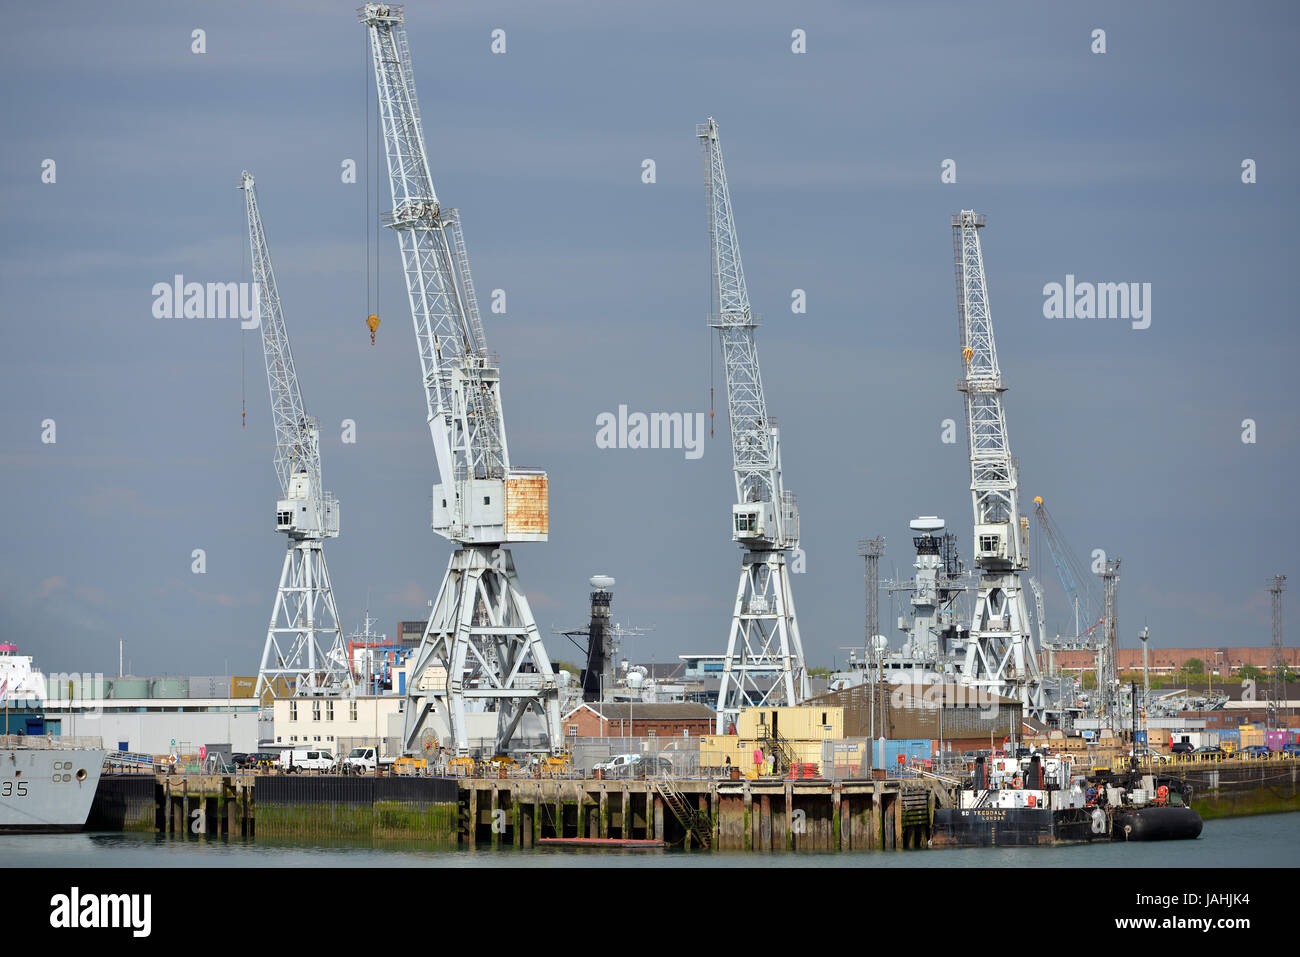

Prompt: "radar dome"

[590,575,615,591]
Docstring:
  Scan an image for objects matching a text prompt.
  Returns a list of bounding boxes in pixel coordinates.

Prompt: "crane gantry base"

[401,545,563,757]
[716,550,809,734]
[255,540,352,699]
[957,571,1044,717]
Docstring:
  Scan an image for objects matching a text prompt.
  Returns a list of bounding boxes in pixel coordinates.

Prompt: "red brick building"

[561,702,715,740]
[1044,647,1299,676]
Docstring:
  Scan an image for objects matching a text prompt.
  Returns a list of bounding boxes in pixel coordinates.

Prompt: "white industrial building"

[43,697,261,756]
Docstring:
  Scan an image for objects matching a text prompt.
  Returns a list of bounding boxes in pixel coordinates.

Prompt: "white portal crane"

[241,172,352,699]
[951,211,1044,717]
[360,4,561,757]
[699,118,808,733]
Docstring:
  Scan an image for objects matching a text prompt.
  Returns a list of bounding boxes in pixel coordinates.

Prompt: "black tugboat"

[932,754,1111,847]
[931,754,1203,848]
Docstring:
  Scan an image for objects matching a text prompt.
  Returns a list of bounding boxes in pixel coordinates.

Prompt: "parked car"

[1281,746,1300,759]
[632,754,675,776]
[235,752,276,770]
[1169,740,1194,754]
[1129,748,1169,764]
[1192,746,1226,760]
[593,753,673,778]
[593,754,639,777]
[1241,745,1271,759]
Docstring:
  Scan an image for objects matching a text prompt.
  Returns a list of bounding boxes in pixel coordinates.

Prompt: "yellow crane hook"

[366,314,380,346]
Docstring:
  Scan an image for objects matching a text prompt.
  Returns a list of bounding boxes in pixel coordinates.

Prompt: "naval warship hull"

[931,805,1109,847]
[0,746,105,833]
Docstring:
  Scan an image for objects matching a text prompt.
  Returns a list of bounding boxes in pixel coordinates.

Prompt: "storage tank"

[150,678,190,699]
[110,678,150,699]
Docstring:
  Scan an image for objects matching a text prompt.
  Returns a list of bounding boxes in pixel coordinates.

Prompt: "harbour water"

[4,812,1298,868]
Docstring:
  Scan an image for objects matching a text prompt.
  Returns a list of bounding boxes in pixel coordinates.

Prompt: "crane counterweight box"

[431,469,548,542]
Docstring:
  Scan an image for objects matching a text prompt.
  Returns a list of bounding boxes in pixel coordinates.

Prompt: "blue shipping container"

[878,738,932,768]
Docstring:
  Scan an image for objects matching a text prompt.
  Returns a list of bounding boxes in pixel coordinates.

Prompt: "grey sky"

[1,0,1296,679]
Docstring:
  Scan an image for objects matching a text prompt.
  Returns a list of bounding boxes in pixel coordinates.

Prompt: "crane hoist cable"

[240,184,248,428]
[362,36,381,345]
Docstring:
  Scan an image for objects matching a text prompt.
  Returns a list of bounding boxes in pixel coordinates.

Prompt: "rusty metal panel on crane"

[505,471,548,539]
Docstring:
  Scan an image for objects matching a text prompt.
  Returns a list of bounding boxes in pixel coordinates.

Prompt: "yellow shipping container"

[698,735,859,773]
[736,705,843,740]
[231,676,257,699]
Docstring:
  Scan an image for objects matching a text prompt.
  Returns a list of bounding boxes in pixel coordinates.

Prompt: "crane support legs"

[255,540,351,699]
[958,573,1045,719]
[401,545,563,758]
[716,550,809,734]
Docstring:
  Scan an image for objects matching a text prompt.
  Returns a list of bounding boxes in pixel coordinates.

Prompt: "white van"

[341,746,395,774]
[278,748,336,773]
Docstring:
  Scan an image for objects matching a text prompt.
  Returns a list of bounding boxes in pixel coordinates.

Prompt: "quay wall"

[86,759,1300,848]
[87,774,159,832]
[253,775,459,842]
[1183,761,1300,820]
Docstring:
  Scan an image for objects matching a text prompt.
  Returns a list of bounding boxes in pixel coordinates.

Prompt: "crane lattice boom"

[1032,497,1104,641]
[242,172,329,530]
[364,3,506,514]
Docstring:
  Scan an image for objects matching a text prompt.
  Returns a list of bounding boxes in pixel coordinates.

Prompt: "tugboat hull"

[932,806,1110,847]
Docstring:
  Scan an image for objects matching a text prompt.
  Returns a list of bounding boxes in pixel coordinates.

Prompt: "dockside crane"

[699,118,808,733]
[360,4,562,757]
[951,211,1044,717]
[1032,496,1104,645]
[241,172,352,700]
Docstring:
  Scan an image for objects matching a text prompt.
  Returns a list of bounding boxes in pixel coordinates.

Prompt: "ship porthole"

[76,768,87,782]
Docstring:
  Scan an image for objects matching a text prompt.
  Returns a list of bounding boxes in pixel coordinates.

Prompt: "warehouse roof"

[566,702,715,721]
